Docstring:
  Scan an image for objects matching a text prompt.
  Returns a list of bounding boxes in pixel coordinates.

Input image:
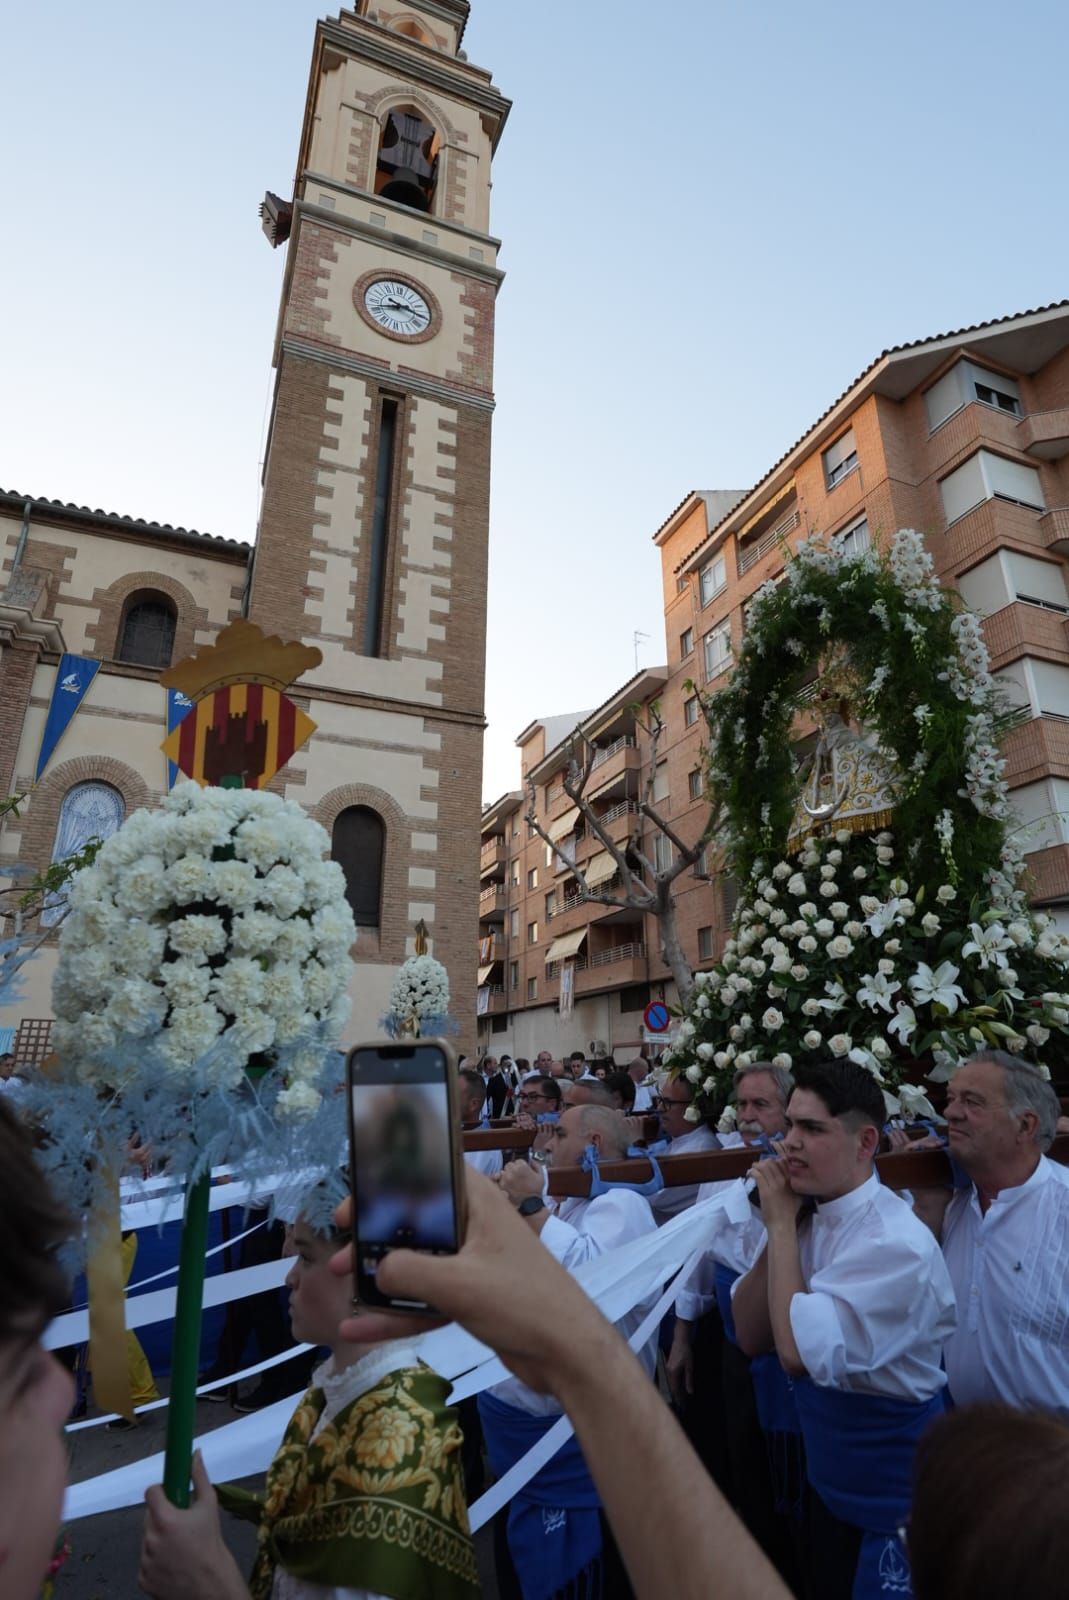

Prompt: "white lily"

[961,921,1013,970]
[848,1045,886,1081]
[898,1083,938,1120]
[856,970,901,1013]
[864,898,907,938]
[908,960,967,1014]
[888,1002,917,1044]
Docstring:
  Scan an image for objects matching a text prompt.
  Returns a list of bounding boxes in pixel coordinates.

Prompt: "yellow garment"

[120,1233,160,1407]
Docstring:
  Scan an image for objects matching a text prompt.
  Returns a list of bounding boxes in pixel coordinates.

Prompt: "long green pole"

[162,1171,211,1506]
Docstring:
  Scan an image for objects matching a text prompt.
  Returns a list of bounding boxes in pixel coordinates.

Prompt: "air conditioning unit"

[588,1039,608,1057]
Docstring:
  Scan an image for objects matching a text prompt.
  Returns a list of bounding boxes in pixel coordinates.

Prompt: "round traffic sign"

[644,1001,670,1033]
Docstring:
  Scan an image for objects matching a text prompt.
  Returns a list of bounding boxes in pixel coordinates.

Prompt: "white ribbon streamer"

[65,1342,315,1433]
[44,1257,291,1350]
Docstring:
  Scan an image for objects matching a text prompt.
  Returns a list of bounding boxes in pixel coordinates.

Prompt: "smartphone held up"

[346,1039,467,1313]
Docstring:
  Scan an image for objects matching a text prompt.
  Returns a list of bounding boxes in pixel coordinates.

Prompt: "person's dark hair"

[910,1405,1069,1600]
[459,1067,487,1100]
[513,1057,530,1074]
[0,1097,72,1339]
[791,1060,885,1130]
[605,1071,636,1111]
[524,1074,561,1107]
[568,1051,585,1064]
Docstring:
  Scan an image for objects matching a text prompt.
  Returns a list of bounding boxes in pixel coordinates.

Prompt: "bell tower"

[250,2,509,1045]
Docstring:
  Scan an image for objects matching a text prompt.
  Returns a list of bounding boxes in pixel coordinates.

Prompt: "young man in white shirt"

[916,1049,1069,1418]
[733,1060,956,1600]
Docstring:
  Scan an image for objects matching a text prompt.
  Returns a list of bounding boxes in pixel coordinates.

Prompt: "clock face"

[363,278,432,337]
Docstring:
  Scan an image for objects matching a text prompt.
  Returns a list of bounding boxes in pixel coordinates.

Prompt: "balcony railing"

[738,508,801,574]
[596,798,637,827]
[591,735,636,768]
[546,942,645,978]
[547,782,567,803]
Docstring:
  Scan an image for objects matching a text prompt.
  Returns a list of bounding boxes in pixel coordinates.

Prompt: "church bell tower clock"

[250,2,510,1047]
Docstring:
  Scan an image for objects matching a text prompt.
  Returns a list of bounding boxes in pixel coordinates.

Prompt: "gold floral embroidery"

[353,1405,420,1468]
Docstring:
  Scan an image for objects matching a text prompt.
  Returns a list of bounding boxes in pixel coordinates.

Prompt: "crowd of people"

[2,1040,1068,1599]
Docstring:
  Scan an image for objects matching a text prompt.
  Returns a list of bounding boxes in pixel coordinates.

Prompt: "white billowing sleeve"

[539,1191,656,1267]
[675,1180,766,1321]
[789,1225,957,1397]
[463,1148,503,1179]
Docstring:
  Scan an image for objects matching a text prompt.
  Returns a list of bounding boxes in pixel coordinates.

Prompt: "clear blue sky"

[2,1,1066,802]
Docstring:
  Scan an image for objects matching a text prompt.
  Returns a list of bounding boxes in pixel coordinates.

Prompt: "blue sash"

[793,1378,944,1600]
[478,1391,601,1600]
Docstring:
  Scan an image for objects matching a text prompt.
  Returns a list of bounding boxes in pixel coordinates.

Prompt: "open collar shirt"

[942,1155,1069,1417]
[783,1172,957,1402]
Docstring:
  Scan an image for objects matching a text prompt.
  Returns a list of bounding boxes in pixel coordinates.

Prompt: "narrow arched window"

[41,781,125,926]
[331,806,385,928]
[117,594,177,668]
[375,107,440,213]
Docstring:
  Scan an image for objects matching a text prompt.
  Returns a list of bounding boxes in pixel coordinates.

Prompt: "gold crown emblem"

[160,618,322,701]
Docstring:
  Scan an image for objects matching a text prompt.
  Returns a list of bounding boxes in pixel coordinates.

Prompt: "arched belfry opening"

[375,106,440,213]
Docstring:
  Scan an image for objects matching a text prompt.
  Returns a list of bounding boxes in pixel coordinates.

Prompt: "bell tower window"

[375,107,440,213]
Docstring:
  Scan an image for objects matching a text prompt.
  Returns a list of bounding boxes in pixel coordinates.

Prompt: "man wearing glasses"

[650,1075,721,1221]
[515,1074,562,1162]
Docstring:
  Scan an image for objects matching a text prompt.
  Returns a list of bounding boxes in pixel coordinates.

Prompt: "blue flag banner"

[166,687,195,789]
[35,655,101,781]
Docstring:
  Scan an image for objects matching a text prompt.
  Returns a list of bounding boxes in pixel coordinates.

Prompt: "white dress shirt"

[491,1189,658,1416]
[650,1123,721,1223]
[676,1167,767,1323]
[942,1155,1069,1416]
[463,1148,503,1179]
[272,1342,426,1600]
[773,1172,957,1402]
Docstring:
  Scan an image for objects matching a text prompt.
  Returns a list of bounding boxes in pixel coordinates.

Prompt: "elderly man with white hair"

[915,1049,1069,1418]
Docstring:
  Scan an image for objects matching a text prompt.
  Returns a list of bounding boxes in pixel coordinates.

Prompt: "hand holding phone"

[346,1039,467,1314]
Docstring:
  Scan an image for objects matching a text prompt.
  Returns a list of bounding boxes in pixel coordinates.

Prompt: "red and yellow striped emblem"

[160,684,315,789]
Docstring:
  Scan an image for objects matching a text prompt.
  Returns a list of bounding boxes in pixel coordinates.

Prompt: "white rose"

[772,861,792,880]
[829,901,849,921]
[815,919,835,938]
[860,896,881,916]
[798,935,818,954]
[799,902,818,918]
[769,909,788,927]
[936,884,956,903]
[721,986,738,1007]
[714,1050,733,1069]
[1026,1024,1050,1046]
[898,899,915,917]
[878,959,895,975]
[771,952,793,974]
[852,866,868,880]
[829,1033,852,1057]
[921,912,941,935]
[754,898,772,917]
[828,935,854,959]
[884,939,901,955]
[835,830,852,845]
[791,964,809,981]
[767,983,785,998]
[787,874,808,897]
[997,968,1018,988]
[877,832,893,846]
[772,1052,793,1070]
[734,976,753,993]
[1007,920,1031,947]
[697,1042,715,1061]
[762,1007,784,1031]
[889,877,909,896]
[876,846,894,865]
[803,1030,823,1049]
[819,881,838,899]
[844,921,865,940]
[802,998,822,1017]
[820,865,837,881]
[870,1036,891,1060]
[686,1064,703,1083]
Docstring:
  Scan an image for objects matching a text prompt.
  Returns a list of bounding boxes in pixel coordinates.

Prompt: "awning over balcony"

[584,850,618,888]
[476,963,499,985]
[545,928,588,964]
[548,806,580,841]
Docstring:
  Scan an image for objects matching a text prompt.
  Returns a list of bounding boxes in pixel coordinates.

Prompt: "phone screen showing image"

[348,1043,460,1308]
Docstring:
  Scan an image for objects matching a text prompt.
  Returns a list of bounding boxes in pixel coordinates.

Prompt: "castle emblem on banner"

[160,619,321,788]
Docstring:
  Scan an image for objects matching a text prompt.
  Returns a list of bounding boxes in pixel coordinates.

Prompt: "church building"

[0,1,510,1063]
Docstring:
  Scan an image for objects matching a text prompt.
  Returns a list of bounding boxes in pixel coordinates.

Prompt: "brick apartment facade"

[482,302,1069,1059]
[0,1,510,1063]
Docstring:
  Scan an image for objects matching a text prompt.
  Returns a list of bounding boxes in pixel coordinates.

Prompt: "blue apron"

[478,1390,602,1600]
[793,1377,944,1599]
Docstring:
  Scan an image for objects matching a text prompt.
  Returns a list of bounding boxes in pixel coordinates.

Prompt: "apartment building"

[478,300,1069,1056]
[657,300,1069,932]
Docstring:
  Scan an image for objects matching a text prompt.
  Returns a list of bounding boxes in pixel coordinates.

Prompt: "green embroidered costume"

[218,1359,480,1600]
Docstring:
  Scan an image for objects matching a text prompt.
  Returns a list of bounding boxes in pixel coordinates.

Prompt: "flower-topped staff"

[383,920,455,1038]
[33,621,354,1507]
[666,529,1069,1125]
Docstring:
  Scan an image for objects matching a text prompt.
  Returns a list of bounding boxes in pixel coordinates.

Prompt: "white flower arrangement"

[51,785,355,1117]
[386,953,451,1031]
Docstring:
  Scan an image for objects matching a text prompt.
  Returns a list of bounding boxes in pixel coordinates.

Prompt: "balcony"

[1002,717,1069,787]
[588,738,640,801]
[478,933,505,963]
[479,836,506,877]
[478,885,506,922]
[546,941,648,991]
[1023,841,1069,905]
[476,985,507,1016]
[1039,508,1069,558]
[982,601,1069,673]
[738,507,801,575]
[937,497,1050,579]
[1018,408,1069,462]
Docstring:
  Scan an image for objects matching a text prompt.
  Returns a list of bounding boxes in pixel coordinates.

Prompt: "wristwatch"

[518,1194,547,1218]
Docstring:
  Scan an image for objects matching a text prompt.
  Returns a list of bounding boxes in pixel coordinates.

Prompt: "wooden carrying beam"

[541,1134,1069,1199]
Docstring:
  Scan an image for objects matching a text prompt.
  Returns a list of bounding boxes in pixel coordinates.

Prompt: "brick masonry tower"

[250,1,510,1046]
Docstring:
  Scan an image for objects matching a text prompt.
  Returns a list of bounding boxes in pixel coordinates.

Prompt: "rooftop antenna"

[633,630,650,673]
